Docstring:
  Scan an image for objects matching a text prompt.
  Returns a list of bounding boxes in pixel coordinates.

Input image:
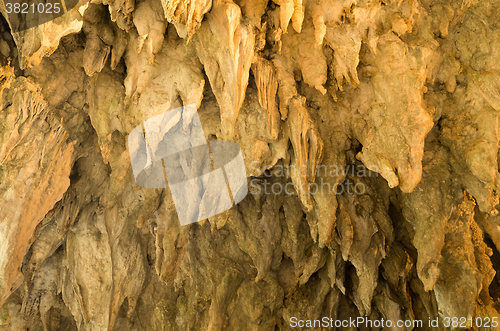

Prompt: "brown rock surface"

[1,0,500,330]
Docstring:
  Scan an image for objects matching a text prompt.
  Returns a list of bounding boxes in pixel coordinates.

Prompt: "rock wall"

[1,0,500,330]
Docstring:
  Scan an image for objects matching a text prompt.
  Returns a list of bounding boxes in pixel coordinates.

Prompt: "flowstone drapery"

[1,0,500,330]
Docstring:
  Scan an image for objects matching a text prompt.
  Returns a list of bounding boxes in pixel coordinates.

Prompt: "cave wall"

[1,0,500,330]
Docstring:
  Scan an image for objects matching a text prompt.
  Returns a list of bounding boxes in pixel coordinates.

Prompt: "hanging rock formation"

[1,0,500,330]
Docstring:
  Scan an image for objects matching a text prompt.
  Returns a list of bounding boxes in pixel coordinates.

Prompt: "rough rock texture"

[1,0,500,330]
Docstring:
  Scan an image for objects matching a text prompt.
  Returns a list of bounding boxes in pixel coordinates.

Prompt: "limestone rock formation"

[1,0,500,330]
